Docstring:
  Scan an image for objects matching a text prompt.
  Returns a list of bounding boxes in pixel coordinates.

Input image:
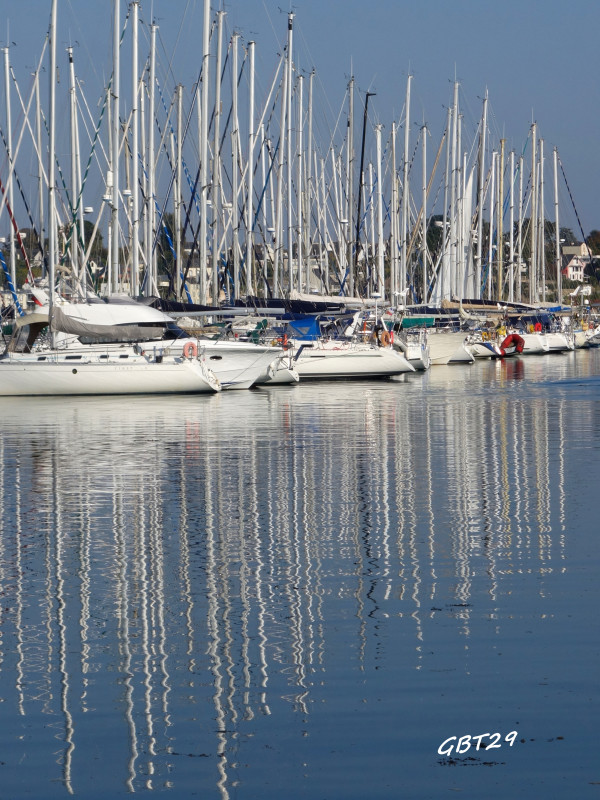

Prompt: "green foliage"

[83,220,107,266]
[427,216,444,258]
[586,230,600,254]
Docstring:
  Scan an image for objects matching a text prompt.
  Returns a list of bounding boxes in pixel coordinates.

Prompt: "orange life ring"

[381,330,391,347]
[183,341,198,359]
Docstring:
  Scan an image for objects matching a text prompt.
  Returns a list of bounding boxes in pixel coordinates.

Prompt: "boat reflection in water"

[0,350,597,798]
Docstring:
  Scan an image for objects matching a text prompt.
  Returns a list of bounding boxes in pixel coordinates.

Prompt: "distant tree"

[586,229,600,254]
[426,215,444,262]
[559,227,578,246]
[16,227,43,268]
[83,220,107,266]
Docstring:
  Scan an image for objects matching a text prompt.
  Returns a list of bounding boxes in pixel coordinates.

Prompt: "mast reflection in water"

[0,349,599,799]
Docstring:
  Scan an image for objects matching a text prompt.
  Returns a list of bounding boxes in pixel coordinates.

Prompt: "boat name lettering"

[437,731,518,756]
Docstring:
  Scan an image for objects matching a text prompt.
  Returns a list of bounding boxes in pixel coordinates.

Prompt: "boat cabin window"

[164,322,191,340]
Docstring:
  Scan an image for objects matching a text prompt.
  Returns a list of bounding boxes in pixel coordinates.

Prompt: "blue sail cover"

[285,315,321,341]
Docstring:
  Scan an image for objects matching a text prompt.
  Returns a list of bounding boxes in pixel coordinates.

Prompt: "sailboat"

[0,1,224,397]
[426,329,475,365]
[0,342,221,396]
[291,335,415,379]
[0,298,221,395]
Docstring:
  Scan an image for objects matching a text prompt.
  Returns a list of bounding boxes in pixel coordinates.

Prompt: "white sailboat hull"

[585,328,600,347]
[585,329,600,347]
[427,331,474,365]
[545,332,574,352]
[402,342,431,370]
[519,332,549,354]
[393,334,431,370]
[194,339,284,389]
[466,339,503,358]
[574,329,589,349]
[293,342,415,379]
[0,352,220,396]
[262,362,300,384]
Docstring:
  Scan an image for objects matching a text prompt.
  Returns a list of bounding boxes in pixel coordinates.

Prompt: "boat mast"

[440,104,452,303]
[332,147,341,288]
[67,46,81,293]
[368,161,375,296]
[3,46,16,288]
[305,69,315,293]
[390,121,398,300]
[530,122,537,303]
[211,10,224,304]
[245,39,255,297]
[449,81,459,300]
[318,154,326,292]
[553,147,561,305]
[296,73,304,292]
[35,71,46,277]
[539,137,545,303]
[486,151,496,300]
[286,12,294,295]
[354,90,374,296]
[346,75,354,296]
[421,124,427,302]
[457,96,465,301]
[145,21,157,296]
[508,149,515,303]
[232,33,240,300]
[335,146,346,288]
[199,0,210,303]
[400,74,411,299]
[517,154,524,302]
[475,91,487,298]
[268,133,277,288]
[259,124,269,293]
[175,83,183,300]
[375,124,384,298]
[139,52,147,291]
[497,138,505,301]
[48,0,58,334]
[273,18,290,297]
[111,0,121,295]
[131,0,140,296]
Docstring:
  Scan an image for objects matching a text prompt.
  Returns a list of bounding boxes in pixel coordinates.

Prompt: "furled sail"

[50,301,171,342]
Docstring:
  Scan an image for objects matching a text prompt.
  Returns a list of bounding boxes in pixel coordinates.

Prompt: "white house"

[562,244,591,283]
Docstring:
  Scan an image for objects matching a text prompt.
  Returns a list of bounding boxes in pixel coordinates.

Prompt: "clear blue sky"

[2,0,598,236]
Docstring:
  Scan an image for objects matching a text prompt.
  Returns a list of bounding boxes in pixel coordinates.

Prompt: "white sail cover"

[50,300,173,342]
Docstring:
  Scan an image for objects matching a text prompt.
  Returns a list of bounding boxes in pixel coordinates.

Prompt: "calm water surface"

[0,350,599,799]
